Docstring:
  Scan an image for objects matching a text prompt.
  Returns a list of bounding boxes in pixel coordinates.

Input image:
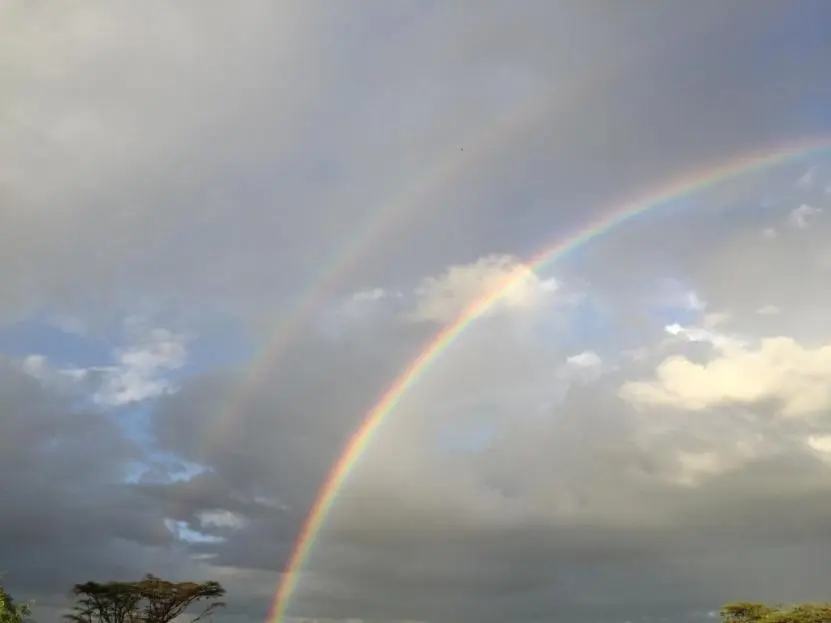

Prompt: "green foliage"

[0,582,33,623]
[721,601,831,623]
[721,601,779,623]
[65,575,224,623]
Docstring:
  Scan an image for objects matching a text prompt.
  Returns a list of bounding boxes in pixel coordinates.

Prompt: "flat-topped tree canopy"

[65,575,225,623]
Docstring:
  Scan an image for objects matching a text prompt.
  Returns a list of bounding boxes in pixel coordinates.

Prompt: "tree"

[0,582,33,623]
[65,575,224,623]
[721,601,831,623]
[65,580,142,623]
[721,601,778,623]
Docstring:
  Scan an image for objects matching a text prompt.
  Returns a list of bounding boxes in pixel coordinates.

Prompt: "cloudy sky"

[5,2,831,623]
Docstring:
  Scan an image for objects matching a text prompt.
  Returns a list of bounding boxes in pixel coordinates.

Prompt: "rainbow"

[205,91,562,456]
[203,35,656,461]
[268,138,831,621]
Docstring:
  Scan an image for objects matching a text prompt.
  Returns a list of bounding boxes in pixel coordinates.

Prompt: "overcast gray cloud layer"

[5,2,831,623]
[3,0,827,320]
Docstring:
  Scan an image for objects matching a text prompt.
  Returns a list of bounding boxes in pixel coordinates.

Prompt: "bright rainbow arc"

[269,138,831,622]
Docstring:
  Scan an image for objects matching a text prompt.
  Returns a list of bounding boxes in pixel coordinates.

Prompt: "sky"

[5,2,831,623]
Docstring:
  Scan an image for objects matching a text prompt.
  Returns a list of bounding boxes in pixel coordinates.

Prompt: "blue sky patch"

[0,317,111,367]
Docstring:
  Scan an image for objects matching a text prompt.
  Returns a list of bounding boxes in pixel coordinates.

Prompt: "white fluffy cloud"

[621,333,831,417]
[19,318,189,407]
[92,327,189,407]
[662,321,745,350]
[566,350,602,368]
[407,254,558,324]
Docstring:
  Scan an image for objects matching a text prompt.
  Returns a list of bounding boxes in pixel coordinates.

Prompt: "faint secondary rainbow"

[203,27,673,461]
[204,49,634,457]
[268,137,831,621]
[203,100,545,456]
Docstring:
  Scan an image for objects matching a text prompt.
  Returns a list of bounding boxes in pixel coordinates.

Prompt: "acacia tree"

[0,582,33,623]
[65,575,224,623]
[721,601,831,623]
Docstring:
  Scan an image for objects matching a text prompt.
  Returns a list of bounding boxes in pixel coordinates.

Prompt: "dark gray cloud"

[133,266,831,621]
[143,339,831,623]
[0,357,198,606]
[2,1,829,322]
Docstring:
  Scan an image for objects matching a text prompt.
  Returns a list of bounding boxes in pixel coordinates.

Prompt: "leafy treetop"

[721,601,831,623]
[65,575,225,623]
[0,582,33,623]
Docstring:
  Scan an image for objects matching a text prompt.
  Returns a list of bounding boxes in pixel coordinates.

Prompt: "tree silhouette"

[65,575,224,623]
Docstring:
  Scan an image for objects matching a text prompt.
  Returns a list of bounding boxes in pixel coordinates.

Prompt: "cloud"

[108,220,831,622]
[91,324,190,407]
[662,319,746,351]
[17,318,190,407]
[566,350,602,368]
[131,253,831,622]
[621,332,831,417]
[406,254,558,324]
[0,1,445,323]
[796,166,817,190]
[0,0,825,330]
[786,203,822,229]
[18,353,88,393]
[757,304,780,315]
[0,355,200,601]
